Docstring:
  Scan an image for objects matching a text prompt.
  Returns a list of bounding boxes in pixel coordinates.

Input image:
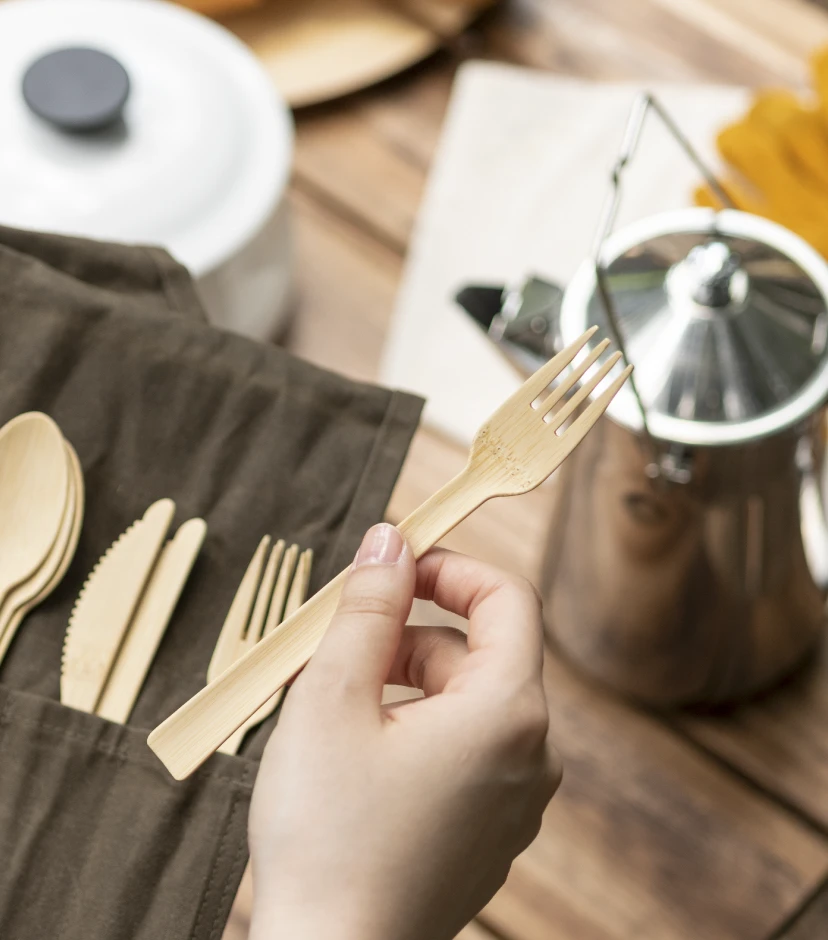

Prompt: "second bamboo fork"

[208,536,313,756]
[150,327,632,778]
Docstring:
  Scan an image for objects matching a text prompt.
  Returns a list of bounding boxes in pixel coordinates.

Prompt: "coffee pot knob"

[677,241,748,308]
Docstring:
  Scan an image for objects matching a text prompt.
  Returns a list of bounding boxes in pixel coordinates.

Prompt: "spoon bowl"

[0,440,84,666]
[0,413,70,608]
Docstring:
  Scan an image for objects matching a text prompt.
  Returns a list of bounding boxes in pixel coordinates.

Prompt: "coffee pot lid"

[560,207,828,446]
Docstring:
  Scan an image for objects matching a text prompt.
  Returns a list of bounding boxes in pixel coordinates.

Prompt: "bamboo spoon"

[0,441,84,666]
[0,413,69,612]
[0,453,74,641]
[149,329,631,778]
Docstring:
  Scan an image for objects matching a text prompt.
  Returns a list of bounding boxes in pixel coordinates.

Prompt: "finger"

[301,524,415,710]
[385,625,469,696]
[415,548,544,683]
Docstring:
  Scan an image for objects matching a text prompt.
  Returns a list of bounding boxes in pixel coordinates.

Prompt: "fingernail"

[354,523,404,567]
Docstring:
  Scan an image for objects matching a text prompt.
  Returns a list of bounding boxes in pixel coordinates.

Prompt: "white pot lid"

[0,0,293,276]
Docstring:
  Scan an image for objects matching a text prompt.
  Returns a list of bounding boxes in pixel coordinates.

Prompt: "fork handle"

[148,467,487,780]
[397,464,484,556]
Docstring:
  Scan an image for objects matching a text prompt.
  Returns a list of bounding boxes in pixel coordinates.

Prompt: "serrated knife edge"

[61,498,176,713]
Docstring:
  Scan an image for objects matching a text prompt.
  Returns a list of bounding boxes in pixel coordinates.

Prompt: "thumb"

[301,524,415,709]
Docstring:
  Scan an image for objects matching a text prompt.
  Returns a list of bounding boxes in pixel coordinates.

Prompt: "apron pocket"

[0,686,252,940]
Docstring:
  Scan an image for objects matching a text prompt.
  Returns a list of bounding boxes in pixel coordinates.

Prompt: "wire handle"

[592,93,733,479]
[592,93,734,261]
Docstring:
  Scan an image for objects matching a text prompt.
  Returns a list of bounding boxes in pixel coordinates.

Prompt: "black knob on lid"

[22,47,130,132]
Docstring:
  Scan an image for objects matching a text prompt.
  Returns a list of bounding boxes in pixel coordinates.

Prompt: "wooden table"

[225,1,828,937]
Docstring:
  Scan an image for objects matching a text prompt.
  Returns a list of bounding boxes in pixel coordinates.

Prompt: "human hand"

[248,523,561,940]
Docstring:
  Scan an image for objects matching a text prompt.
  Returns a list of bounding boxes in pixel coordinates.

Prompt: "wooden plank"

[651,0,828,81]
[294,111,426,255]
[478,0,730,81]
[479,0,826,85]
[676,642,828,832]
[293,59,455,253]
[340,56,457,171]
[285,186,401,383]
[478,651,828,940]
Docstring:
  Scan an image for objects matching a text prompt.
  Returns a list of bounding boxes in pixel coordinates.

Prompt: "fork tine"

[537,338,610,417]
[245,541,284,649]
[215,546,314,757]
[263,543,298,636]
[546,351,623,430]
[556,365,634,456]
[285,549,313,618]
[207,535,270,682]
[518,326,598,405]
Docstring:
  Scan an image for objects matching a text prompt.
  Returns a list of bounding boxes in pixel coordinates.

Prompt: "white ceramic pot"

[0,0,294,341]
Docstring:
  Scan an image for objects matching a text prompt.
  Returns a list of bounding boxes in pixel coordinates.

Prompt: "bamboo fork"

[220,546,312,756]
[149,328,632,778]
[207,536,313,756]
[206,536,280,687]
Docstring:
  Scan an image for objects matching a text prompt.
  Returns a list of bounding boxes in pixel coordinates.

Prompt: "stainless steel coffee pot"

[459,96,828,706]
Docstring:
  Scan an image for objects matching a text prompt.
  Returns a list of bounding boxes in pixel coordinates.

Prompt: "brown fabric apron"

[0,226,423,940]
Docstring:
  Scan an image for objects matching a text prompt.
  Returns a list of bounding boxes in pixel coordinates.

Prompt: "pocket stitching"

[192,779,248,940]
[0,694,11,744]
[8,713,253,788]
[207,791,248,940]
